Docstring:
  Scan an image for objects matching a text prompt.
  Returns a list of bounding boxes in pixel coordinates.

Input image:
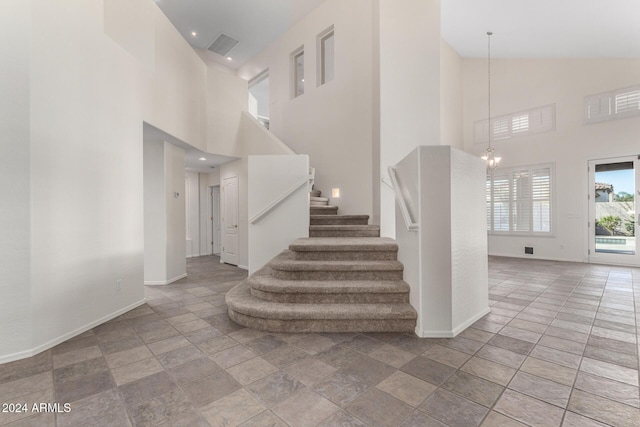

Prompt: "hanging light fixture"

[481,31,501,170]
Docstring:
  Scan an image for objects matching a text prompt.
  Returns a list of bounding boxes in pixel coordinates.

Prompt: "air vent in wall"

[208,34,239,56]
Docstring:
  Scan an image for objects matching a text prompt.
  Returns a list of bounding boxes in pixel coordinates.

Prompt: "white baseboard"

[144,273,187,286]
[489,252,583,264]
[415,307,491,338]
[0,299,146,365]
[238,264,248,270]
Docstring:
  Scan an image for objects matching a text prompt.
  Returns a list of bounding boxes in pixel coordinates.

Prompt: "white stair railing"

[249,175,313,224]
[387,166,419,231]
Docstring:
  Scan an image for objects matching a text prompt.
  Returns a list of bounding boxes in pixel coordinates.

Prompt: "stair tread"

[309,225,380,230]
[310,197,330,202]
[269,251,403,271]
[310,206,338,210]
[227,281,417,320]
[290,237,397,252]
[250,268,409,294]
[310,215,369,219]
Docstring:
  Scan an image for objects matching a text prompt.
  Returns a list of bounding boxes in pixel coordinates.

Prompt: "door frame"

[587,155,639,266]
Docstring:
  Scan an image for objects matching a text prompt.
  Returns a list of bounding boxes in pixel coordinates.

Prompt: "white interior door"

[211,186,221,255]
[588,156,639,266]
[222,176,239,265]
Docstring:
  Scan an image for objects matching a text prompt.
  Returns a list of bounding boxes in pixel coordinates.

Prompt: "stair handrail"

[387,166,419,231]
[249,174,313,224]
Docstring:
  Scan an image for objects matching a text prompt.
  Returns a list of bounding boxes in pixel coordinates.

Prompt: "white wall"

[463,58,640,262]
[1,0,209,362]
[441,40,463,150]
[144,140,167,283]
[0,0,32,360]
[206,66,249,157]
[238,0,375,218]
[165,143,186,281]
[219,113,299,269]
[146,6,207,151]
[378,0,442,237]
[248,155,310,274]
[185,171,198,257]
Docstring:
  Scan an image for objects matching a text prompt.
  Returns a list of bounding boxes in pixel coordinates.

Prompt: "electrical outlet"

[116,279,122,291]
[524,247,534,255]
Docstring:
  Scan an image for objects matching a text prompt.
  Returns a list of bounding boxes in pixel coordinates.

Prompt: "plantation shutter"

[486,164,553,234]
[511,114,529,134]
[532,167,551,232]
[614,88,640,117]
[492,172,510,231]
[512,170,531,232]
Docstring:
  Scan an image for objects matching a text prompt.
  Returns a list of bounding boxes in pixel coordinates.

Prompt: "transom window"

[585,85,640,123]
[475,104,555,144]
[486,164,554,235]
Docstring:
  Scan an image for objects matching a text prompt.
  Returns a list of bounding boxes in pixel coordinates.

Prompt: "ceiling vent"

[208,34,239,56]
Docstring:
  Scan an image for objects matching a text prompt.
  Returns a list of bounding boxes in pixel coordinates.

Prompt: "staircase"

[225,189,417,333]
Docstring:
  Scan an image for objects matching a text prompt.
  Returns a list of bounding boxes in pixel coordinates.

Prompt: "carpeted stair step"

[268,251,402,280]
[310,189,322,197]
[310,196,330,206]
[309,225,380,238]
[248,268,410,303]
[289,237,397,260]
[226,281,417,333]
[310,205,338,215]
[310,215,370,225]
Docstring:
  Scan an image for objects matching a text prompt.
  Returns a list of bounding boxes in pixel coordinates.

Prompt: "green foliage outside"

[626,219,636,236]
[615,192,635,202]
[596,215,622,236]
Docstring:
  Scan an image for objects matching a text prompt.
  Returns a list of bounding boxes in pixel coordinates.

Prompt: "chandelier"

[481,31,501,170]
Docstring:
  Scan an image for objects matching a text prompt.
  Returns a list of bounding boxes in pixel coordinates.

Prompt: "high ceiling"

[442,0,640,58]
[156,0,640,68]
[154,0,325,69]
[150,0,639,168]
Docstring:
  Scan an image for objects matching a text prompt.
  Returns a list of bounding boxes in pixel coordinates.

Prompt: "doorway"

[588,156,639,265]
[248,70,269,129]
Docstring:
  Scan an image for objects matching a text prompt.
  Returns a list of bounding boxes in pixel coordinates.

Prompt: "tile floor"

[0,255,639,426]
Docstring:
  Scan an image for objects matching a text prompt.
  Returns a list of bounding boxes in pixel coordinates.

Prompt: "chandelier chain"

[487,31,492,150]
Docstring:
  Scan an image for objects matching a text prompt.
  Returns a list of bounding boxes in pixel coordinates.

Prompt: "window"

[474,104,555,144]
[291,47,304,98]
[317,26,334,85]
[486,164,553,235]
[585,85,640,123]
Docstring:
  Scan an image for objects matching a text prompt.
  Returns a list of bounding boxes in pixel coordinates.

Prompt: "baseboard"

[489,252,583,264]
[238,264,248,270]
[144,273,187,286]
[415,307,491,338]
[0,298,147,365]
[451,307,491,336]
[187,253,210,258]
[0,348,35,365]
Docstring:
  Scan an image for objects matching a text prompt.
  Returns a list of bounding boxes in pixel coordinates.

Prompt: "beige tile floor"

[0,255,638,426]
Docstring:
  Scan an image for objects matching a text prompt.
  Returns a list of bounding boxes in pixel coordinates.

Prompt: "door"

[211,186,221,255]
[222,176,239,265]
[588,156,639,265]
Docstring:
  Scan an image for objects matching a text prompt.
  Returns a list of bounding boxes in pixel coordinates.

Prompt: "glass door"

[588,156,639,265]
